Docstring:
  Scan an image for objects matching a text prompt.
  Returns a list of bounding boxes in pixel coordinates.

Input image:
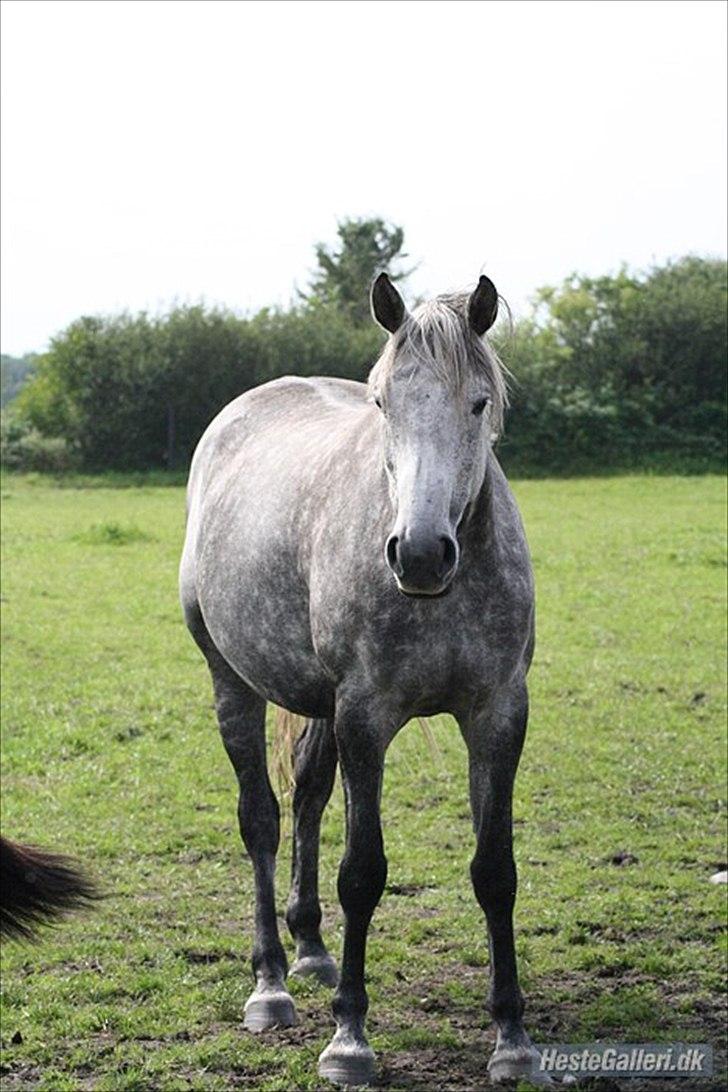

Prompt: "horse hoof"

[488,1044,550,1085]
[289,953,339,987]
[242,988,298,1033]
[318,1038,376,1087]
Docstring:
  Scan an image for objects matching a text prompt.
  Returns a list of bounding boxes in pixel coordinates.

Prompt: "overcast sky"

[1,0,726,355]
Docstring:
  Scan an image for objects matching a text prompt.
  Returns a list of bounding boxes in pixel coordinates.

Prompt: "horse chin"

[395,579,454,600]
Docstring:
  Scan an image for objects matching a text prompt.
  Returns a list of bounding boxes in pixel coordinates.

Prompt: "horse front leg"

[286,717,339,986]
[208,658,297,1033]
[318,697,387,1087]
[459,683,545,1085]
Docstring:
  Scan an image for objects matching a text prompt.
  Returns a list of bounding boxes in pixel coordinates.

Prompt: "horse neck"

[464,456,500,557]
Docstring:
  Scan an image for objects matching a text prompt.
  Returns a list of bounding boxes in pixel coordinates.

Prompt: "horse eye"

[372,394,383,410]
[472,397,490,416]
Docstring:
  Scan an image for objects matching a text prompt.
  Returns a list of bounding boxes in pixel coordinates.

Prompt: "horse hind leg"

[286,717,339,987]
[187,605,297,1032]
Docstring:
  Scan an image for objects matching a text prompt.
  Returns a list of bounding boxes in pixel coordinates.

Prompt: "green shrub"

[11,256,727,474]
[0,410,79,472]
[72,521,155,546]
[16,304,384,472]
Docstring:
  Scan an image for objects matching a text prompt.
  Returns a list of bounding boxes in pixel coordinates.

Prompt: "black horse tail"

[0,836,99,940]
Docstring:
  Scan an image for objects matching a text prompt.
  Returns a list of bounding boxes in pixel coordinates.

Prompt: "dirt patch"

[176,947,242,964]
[0,1064,44,1091]
[386,883,437,897]
[1,966,725,1091]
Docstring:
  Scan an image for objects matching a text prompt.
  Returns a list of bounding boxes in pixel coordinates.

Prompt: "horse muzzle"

[385,529,459,597]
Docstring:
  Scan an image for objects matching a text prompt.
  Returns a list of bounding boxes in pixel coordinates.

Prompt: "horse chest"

[389,610,523,711]
[314,572,531,718]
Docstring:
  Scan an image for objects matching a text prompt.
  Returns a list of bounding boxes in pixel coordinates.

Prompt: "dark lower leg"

[470,790,539,1082]
[319,709,387,1083]
[471,827,525,1040]
[463,690,539,1077]
[286,718,337,970]
[235,757,287,988]
[332,826,387,1038]
[211,667,294,1028]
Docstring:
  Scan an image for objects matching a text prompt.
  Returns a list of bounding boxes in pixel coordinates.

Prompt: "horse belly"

[196,535,335,720]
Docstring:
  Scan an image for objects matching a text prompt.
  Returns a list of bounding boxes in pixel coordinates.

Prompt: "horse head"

[368,273,506,596]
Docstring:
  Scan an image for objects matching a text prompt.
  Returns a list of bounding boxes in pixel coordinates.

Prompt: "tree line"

[1,219,725,474]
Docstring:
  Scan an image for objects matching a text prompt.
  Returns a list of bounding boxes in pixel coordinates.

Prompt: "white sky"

[1,0,726,355]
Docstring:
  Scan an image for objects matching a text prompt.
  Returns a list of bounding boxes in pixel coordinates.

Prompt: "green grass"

[72,522,156,547]
[1,472,726,1090]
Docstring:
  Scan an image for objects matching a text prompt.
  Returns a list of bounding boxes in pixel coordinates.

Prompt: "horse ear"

[371,272,406,333]
[468,275,499,335]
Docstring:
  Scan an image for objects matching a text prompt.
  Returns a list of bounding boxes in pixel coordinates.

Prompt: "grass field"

[1,472,726,1091]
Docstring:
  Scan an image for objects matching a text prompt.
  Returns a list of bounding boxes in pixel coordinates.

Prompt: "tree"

[1,353,38,407]
[156,305,261,467]
[302,218,413,324]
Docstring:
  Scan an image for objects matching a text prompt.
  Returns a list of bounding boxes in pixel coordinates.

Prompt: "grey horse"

[179,273,541,1086]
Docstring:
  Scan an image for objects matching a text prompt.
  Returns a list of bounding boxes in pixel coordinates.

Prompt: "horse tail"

[269,708,441,809]
[0,836,99,940]
[271,706,307,805]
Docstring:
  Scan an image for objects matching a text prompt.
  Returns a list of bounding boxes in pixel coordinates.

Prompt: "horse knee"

[293,724,337,806]
[286,892,321,938]
[292,781,329,826]
[238,787,280,858]
[337,843,387,920]
[470,854,517,914]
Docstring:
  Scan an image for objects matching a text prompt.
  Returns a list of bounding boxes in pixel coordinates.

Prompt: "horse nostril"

[439,536,458,578]
[386,535,402,575]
